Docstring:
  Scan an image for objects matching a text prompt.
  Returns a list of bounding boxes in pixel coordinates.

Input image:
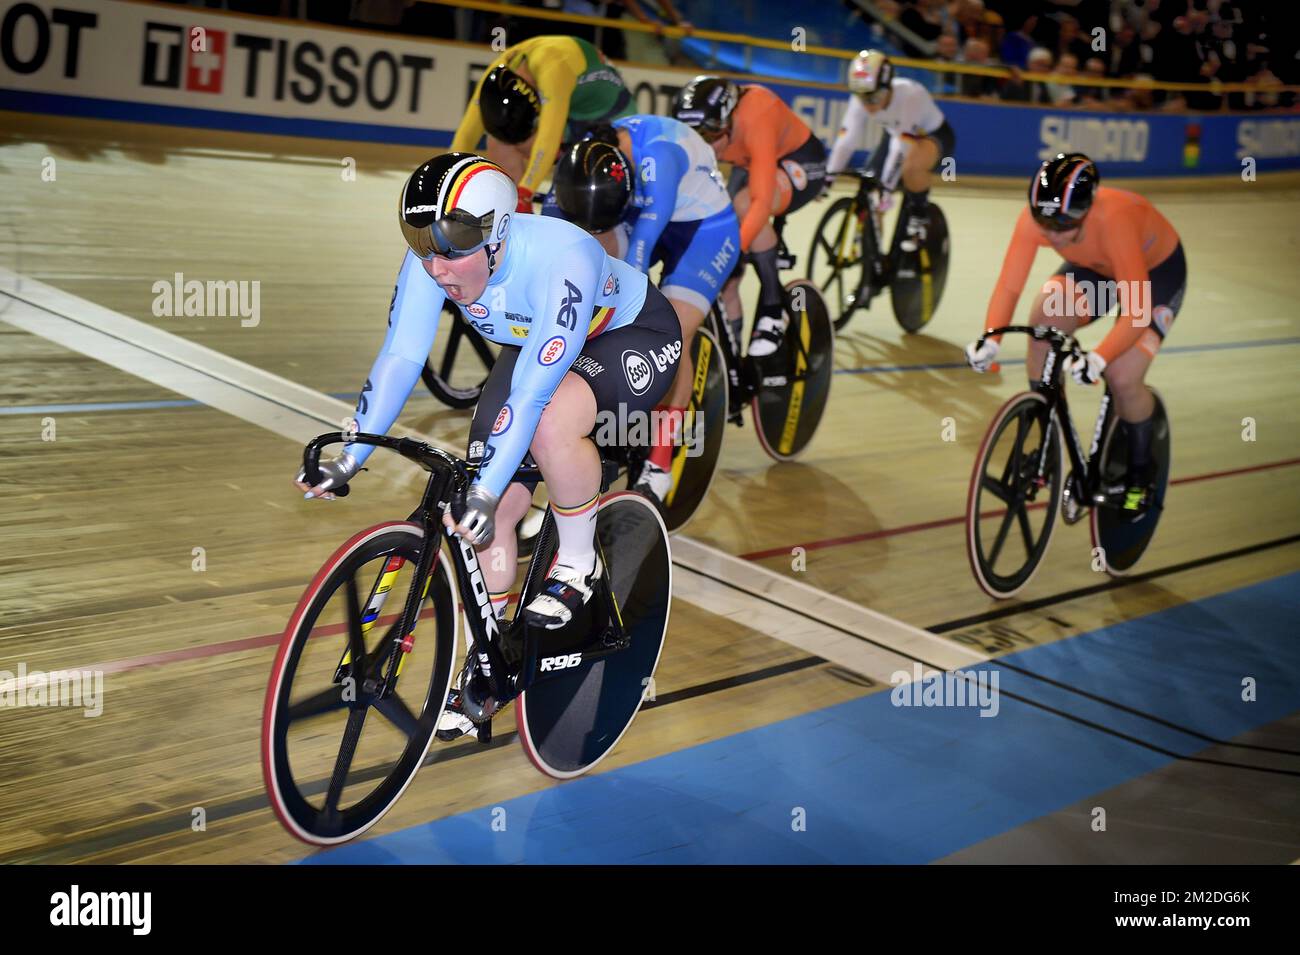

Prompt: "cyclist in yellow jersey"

[452,35,636,212]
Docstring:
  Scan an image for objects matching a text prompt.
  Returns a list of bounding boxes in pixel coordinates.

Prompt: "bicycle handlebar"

[301,432,542,498]
[977,325,1084,359]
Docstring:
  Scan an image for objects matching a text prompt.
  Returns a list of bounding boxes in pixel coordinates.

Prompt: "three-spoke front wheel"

[966,393,1064,599]
[262,523,457,845]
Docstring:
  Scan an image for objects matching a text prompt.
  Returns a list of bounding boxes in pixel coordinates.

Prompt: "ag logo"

[492,404,513,435]
[467,302,489,319]
[781,158,808,192]
[539,335,566,365]
[622,349,652,396]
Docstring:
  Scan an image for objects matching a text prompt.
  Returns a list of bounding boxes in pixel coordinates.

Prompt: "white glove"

[873,191,895,215]
[1064,350,1106,385]
[965,338,1000,373]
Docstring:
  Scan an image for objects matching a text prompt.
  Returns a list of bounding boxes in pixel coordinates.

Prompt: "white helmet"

[848,49,893,96]
[399,152,517,260]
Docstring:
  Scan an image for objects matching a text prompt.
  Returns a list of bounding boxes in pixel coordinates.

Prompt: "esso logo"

[603,274,616,296]
[622,349,652,395]
[467,303,489,319]
[492,404,512,435]
[781,158,808,192]
[539,336,566,366]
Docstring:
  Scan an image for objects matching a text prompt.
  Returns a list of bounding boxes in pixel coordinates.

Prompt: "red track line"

[739,456,1300,561]
[13,458,1297,684]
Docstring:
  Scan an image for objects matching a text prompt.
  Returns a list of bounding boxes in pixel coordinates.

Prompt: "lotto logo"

[650,339,682,374]
[539,336,566,365]
[467,303,489,319]
[622,349,652,396]
[492,404,513,435]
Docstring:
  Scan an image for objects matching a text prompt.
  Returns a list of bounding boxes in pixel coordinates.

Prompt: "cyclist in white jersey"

[824,50,957,252]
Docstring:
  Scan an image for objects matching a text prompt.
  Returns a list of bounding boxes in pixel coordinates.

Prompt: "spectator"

[999,12,1039,69]
[932,32,961,93]
[899,0,946,57]
[1002,46,1073,105]
[1105,25,1143,78]
[1078,55,1111,105]
[1052,14,1093,64]
[1241,66,1283,111]
[959,37,1000,98]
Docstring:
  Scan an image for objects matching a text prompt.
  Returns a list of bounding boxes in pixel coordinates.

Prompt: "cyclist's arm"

[519,58,579,194]
[879,131,908,192]
[345,253,446,467]
[738,124,779,253]
[1093,228,1152,364]
[826,95,868,176]
[625,141,686,271]
[451,67,493,152]
[475,240,599,498]
[983,211,1039,342]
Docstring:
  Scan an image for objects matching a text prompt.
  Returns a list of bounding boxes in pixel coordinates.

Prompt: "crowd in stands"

[867,0,1294,111]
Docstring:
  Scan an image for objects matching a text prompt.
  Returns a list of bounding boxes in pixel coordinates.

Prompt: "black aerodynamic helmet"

[1028,152,1099,231]
[479,65,541,145]
[553,137,634,233]
[671,75,740,138]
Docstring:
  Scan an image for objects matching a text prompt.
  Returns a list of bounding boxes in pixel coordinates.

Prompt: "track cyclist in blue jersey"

[544,115,740,503]
[294,153,681,739]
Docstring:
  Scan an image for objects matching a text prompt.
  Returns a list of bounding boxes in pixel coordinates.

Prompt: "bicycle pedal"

[477,718,492,745]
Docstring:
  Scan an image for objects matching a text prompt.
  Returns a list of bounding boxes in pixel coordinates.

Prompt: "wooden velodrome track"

[1,110,1298,863]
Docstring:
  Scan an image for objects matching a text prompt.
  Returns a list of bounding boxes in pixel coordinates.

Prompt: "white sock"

[551,494,598,574]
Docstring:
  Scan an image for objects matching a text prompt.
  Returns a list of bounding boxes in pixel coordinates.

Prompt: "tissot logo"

[140,20,435,111]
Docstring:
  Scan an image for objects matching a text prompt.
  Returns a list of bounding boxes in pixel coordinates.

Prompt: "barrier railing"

[421,0,1300,101]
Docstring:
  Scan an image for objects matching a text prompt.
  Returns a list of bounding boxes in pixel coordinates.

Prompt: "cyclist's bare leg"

[900,137,938,193]
[730,173,793,354]
[479,481,532,597]
[1027,274,1084,381]
[485,135,533,185]
[643,297,706,477]
[1104,344,1156,423]
[529,371,601,569]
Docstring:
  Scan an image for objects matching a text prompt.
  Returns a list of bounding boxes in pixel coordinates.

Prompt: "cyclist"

[544,115,740,504]
[965,152,1187,515]
[452,36,636,213]
[824,49,957,254]
[672,76,828,358]
[295,153,681,737]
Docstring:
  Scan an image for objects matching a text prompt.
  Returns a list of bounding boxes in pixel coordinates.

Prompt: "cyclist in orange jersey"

[673,76,828,357]
[966,153,1187,515]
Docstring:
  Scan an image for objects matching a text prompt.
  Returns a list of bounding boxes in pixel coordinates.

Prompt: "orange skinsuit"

[985,186,1181,364]
[717,85,814,252]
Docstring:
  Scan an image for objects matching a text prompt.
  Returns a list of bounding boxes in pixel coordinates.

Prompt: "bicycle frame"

[302,433,630,715]
[977,325,1118,509]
